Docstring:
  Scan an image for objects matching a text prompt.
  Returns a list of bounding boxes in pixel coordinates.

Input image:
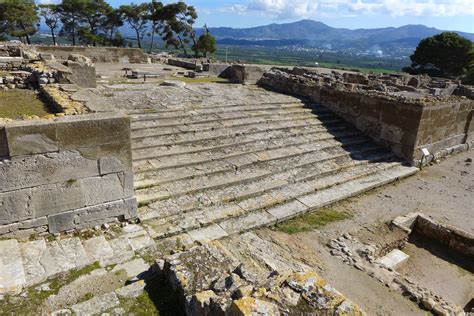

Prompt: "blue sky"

[40,0,474,33]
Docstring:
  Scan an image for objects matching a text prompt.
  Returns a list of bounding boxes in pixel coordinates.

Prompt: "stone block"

[47,197,137,233]
[377,249,409,270]
[0,239,25,295]
[0,150,100,192]
[71,292,120,315]
[56,113,130,149]
[81,173,126,206]
[33,180,86,217]
[0,188,34,225]
[5,121,58,156]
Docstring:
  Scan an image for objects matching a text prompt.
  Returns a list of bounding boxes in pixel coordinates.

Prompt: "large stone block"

[47,197,137,233]
[56,113,130,149]
[0,150,100,192]
[32,180,86,217]
[81,172,131,206]
[0,188,34,225]
[5,120,58,156]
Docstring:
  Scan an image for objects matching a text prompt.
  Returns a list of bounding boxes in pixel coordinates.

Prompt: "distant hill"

[201,20,474,51]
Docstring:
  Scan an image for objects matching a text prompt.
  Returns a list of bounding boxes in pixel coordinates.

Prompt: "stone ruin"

[0,45,472,315]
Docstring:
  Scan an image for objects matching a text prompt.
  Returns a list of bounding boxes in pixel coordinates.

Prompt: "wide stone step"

[132,124,345,158]
[130,111,330,136]
[130,101,323,119]
[131,106,314,126]
[131,114,336,140]
[135,143,384,204]
[132,118,342,150]
[143,161,417,239]
[132,129,362,169]
[133,139,376,188]
[139,151,397,223]
[130,108,320,131]
[0,240,25,295]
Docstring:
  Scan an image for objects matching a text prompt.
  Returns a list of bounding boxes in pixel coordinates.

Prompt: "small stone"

[102,223,110,230]
[233,285,253,299]
[421,297,436,310]
[465,158,472,163]
[115,280,146,298]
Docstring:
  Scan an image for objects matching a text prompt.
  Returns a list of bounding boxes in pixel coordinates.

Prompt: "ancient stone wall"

[227,65,265,85]
[0,113,137,237]
[34,46,148,64]
[259,68,473,162]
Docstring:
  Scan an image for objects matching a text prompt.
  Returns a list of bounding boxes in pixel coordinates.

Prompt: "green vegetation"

[214,45,405,74]
[1,261,101,315]
[276,206,352,234]
[403,32,473,82]
[0,90,55,119]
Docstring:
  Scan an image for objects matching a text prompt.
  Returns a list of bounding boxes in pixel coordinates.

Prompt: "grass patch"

[276,206,352,234]
[169,76,230,84]
[0,90,55,119]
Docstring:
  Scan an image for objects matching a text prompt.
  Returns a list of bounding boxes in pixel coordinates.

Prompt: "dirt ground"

[254,149,473,315]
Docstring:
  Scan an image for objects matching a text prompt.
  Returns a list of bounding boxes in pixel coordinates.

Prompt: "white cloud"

[231,0,474,19]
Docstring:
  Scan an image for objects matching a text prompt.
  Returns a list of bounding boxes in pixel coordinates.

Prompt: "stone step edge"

[135,143,389,207]
[133,141,380,189]
[130,110,328,132]
[131,119,343,149]
[132,134,368,175]
[132,129,362,165]
[186,164,419,243]
[128,101,319,115]
[132,124,347,160]
[130,105,321,123]
[141,153,400,232]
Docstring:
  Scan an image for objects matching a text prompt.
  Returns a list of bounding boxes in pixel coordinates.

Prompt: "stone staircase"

[131,100,418,241]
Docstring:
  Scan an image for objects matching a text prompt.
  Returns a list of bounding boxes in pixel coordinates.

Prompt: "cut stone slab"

[0,239,25,295]
[188,224,229,242]
[71,292,120,315]
[112,258,150,279]
[83,236,114,263]
[39,237,91,278]
[378,249,409,270]
[266,200,308,221]
[100,236,134,266]
[115,279,146,298]
[160,80,186,87]
[219,210,277,235]
[124,229,154,251]
[19,239,47,286]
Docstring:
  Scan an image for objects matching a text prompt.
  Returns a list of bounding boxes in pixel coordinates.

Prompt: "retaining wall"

[0,113,137,237]
[34,46,148,63]
[259,71,473,162]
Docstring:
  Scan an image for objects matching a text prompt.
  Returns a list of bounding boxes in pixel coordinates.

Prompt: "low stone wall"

[34,46,148,64]
[0,113,137,238]
[166,58,197,70]
[414,215,473,257]
[259,69,473,162]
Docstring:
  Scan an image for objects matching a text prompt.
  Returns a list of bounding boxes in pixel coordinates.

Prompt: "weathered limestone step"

[132,121,343,150]
[132,124,345,158]
[141,152,396,230]
[0,240,25,295]
[130,112,330,137]
[131,114,336,140]
[135,144,385,205]
[133,139,376,189]
[131,109,319,131]
[130,101,323,119]
[132,133,366,175]
[0,225,156,295]
[186,164,418,241]
[132,128,361,165]
[131,106,314,126]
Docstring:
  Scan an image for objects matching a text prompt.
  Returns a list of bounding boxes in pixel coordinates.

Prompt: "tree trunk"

[51,28,56,46]
[178,36,187,55]
[136,29,142,49]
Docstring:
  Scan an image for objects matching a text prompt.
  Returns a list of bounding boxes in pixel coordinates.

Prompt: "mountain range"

[203,20,474,51]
